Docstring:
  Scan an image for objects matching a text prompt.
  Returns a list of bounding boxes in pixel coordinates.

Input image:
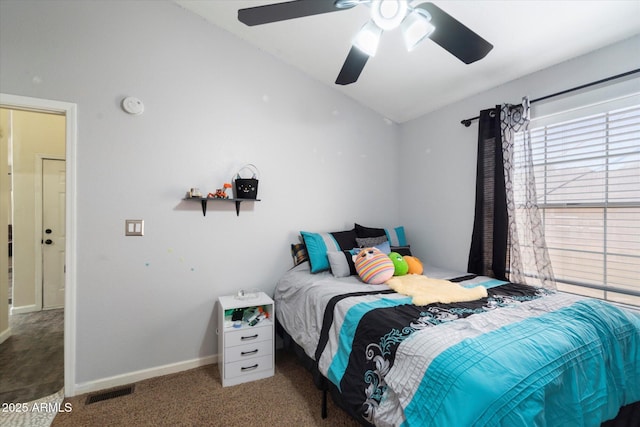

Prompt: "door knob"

[45,239,53,245]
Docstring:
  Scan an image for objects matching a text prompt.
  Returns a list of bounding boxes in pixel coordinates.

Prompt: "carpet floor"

[51,350,361,426]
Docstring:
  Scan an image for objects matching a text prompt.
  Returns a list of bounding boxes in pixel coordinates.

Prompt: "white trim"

[0,326,10,345]
[34,155,43,312]
[74,355,219,396]
[0,93,78,397]
[10,303,38,315]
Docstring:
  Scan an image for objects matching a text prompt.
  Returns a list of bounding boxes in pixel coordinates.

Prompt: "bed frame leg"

[321,389,327,419]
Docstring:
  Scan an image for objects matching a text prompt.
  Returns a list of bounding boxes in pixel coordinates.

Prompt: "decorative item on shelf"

[209,182,232,199]
[233,163,259,199]
[188,188,202,198]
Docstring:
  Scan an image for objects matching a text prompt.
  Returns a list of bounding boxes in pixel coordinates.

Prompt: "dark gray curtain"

[467,107,508,280]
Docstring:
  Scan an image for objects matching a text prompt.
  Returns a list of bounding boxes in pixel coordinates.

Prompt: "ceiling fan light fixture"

[371,0,408,31]
[401,9,435,51]
[353,21,383,56]
[236,0,494,86]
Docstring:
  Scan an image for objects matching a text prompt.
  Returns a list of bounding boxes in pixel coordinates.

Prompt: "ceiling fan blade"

[238,0,349,26]
[416,2,493,64]
[335,46,370,85]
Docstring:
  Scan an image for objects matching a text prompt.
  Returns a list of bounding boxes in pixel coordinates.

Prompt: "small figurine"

[209,182,232,199]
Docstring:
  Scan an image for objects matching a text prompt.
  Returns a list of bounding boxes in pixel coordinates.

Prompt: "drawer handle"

[241,334,259,341]
[241,364,259,372]
[241,349,259,356]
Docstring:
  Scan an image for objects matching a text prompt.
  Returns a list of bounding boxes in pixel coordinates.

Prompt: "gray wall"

[399,35,640,271]
[0,0,400,387]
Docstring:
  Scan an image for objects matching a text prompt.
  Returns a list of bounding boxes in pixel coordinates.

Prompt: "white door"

[42,158,65,309]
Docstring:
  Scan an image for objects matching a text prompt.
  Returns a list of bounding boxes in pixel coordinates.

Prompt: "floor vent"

[85,384,135,405]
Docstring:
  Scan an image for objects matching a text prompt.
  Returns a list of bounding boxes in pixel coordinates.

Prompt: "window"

[515,103,640,307]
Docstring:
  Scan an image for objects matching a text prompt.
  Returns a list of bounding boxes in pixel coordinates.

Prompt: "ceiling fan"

[237,0,493,85]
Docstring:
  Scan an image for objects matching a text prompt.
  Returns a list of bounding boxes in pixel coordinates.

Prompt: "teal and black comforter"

[274,263,640,426]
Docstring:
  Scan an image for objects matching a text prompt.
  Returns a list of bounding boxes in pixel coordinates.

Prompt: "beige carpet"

[52,350,360,426]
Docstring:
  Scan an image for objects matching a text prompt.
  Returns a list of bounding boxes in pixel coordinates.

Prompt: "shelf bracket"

[184,197,259,216]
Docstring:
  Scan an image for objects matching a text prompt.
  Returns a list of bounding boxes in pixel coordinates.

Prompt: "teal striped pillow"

[300,229,357,273]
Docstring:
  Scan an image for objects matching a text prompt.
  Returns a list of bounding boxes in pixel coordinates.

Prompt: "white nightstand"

[217,291,274,387]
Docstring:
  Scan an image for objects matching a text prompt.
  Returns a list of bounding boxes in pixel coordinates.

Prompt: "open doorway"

[6,110,65,313]
[0,108,65,402]
[0,93,78,399]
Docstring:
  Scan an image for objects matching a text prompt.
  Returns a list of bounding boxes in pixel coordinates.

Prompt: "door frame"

[0,93,78,397]
[36,155,66,311]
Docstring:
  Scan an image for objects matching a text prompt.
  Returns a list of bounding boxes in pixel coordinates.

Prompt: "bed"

[274,229,640,427]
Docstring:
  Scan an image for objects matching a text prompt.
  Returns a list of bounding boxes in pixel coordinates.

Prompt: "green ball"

[389,252,409,276]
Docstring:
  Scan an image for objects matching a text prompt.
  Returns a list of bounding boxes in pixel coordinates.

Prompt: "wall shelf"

[184,197,260,216]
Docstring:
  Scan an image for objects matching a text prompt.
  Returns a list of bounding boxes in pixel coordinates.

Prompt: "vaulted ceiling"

[175,1,640,123]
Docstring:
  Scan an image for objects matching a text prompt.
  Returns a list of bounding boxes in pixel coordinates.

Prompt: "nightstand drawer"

[225,354,273,380]
[224,325,272,347]
[225,339,272,362]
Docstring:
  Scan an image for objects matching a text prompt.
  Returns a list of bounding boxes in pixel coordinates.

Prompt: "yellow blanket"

[386,274,488,306]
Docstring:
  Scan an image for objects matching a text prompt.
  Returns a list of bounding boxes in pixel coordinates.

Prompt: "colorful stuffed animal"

[353,247,395,284]
[388,252,409,276]
[403,255,424,275]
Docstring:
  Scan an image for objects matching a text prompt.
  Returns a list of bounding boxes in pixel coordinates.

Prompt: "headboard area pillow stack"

[355,223,411,257]
[295,224,411,277]
[355,223,407,247]
[300,229,357,273]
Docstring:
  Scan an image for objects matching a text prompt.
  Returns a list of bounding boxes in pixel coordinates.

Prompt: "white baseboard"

[71,353,220,397]
[0,326,10,345]
[10,304,38,315]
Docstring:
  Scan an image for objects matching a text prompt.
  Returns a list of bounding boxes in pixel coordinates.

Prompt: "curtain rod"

[460,68,640,127]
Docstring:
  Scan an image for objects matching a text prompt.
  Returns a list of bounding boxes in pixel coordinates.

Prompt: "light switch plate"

[125,219,144,236]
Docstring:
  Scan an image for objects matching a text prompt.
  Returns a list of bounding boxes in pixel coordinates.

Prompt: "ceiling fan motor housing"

[371,0,409,30]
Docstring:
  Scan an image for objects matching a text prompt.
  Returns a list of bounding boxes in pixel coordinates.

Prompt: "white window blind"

[515,101,640,307]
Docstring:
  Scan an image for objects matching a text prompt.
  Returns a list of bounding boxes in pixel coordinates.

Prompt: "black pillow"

[331,229,358,250]
[390,245,412,256]
[355,223,385,238]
